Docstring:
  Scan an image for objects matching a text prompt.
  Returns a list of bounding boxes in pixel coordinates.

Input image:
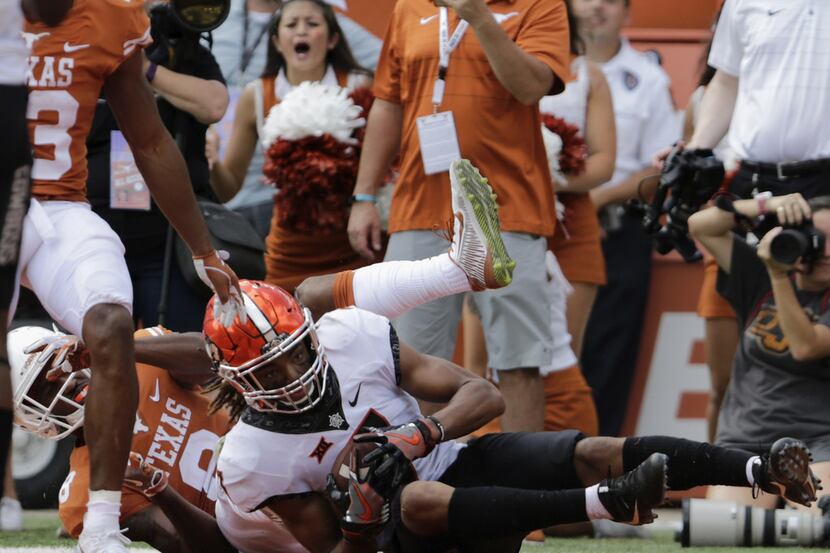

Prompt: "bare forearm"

[431,380,504,440]
[770,273,822,360]
[133,132,213,256]
[151,66,228,124]
[472,18,553,105]
[354,100,402,195]
[591,167,657,209]
[562,151,615,193]
[152,488,235,553]
[687,71,738,150]
[135,333,213,385]
[209,160,244,203]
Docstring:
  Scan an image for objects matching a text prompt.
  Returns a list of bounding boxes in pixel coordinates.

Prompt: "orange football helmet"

[203,280,330,414]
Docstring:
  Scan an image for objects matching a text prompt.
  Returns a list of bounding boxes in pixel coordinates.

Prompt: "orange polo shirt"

[374,0,570,236]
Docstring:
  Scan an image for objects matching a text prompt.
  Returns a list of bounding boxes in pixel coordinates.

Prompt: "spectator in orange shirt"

[347,0,570,432]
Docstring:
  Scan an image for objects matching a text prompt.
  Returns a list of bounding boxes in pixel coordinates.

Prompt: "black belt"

[740,158,830,180]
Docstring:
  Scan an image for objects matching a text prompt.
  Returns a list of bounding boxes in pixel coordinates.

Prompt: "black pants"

[386,431,586,553]
[581,213,652,436]
[731,166,830,201]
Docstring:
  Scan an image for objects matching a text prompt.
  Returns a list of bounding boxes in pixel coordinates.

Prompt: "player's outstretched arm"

[103,52,241,310]
[124,453,235,553]
[398,341,504,440]
[134,332,214,386]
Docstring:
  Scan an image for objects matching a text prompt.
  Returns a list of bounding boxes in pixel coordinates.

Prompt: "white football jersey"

[218,308,465,512]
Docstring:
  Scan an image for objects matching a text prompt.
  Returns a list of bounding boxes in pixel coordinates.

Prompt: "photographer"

[86,3,229,332]
[689,193,830,511]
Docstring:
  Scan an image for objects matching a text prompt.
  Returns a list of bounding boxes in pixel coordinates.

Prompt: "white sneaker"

[76,527,131,553]
[0,497,23,531]
[448,159,516,290]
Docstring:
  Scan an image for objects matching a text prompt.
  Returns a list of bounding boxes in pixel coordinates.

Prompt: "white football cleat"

[76,527,130,553]
[448,159,516,290]
[0,497,22,531]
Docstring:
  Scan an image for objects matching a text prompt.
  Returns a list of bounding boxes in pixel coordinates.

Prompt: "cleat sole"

[451,160,515,287]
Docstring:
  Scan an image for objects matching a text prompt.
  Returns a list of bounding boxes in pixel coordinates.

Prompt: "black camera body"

[770,224,826,265]
[147,0,230,66]
[628,147,725,262]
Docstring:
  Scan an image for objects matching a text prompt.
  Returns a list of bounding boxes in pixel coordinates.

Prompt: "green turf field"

[0,511,815,552]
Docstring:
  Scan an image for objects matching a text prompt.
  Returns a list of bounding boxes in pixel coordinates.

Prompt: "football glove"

[341,446,390,542]
[123,452,170,498]
[192,249,247,327]
[354,417,442,490]
[24,332,91,382]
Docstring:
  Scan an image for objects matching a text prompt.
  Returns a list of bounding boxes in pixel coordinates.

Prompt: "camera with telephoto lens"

[769,224,827,266]
[680,498,830,548]
[147,0,230,65]
[626,147,725,263]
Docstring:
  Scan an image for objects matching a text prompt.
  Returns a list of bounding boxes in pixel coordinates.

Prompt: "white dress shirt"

[709,0,830,163]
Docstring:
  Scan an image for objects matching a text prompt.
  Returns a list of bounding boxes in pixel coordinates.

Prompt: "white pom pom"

[541,124,568,189]
[261,82,366,148]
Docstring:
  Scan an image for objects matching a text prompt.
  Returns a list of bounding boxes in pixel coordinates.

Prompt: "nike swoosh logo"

[420,14,438,25]
[149,379,160,402]
[63,42,90,53]
[348,382,362,407]
[768,8,784,15]
[492,11,519,24]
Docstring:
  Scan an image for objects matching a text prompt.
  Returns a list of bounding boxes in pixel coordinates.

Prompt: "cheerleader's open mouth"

[294,41,311,60]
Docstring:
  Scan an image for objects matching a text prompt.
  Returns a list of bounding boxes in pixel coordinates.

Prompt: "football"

[330,438,382,495]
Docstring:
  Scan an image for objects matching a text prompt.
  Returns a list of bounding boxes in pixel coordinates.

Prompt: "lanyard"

[240,6,273,75]
[431,7,469,111]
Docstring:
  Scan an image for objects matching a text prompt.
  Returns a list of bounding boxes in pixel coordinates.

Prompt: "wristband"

[145,62,158,83]
[351,194,377,205]
[755,191,773,215]
[426,415,446,442]
[192,250,218,261]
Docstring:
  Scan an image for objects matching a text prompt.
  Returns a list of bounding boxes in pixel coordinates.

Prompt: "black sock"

[0,409,12,498]
[623,436,752,490]
[447,486,587,539]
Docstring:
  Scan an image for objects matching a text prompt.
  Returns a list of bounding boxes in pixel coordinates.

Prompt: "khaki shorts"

[385,230,553,370]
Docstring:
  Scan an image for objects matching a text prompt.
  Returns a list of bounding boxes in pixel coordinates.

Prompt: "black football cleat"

[597,452,667,525]
[754,437,821,507]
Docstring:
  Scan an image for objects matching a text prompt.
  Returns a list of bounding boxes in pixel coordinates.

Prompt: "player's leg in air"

[298,158,516,321]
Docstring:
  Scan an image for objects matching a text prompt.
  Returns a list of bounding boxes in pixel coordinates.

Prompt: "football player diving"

[15,162,822,553]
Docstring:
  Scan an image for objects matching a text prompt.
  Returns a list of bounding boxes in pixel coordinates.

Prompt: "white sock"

[746,456,761,486]
[352,254,470,320]
[584,484,612,520]
[83,490,121,534]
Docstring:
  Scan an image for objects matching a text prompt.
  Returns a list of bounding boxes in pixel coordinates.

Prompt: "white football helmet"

[8,326,90,440]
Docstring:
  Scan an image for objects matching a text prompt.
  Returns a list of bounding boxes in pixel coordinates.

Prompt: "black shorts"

[0,85,32,310]
[383,431,586,553]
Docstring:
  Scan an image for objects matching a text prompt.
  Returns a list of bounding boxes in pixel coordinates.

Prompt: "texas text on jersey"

[59,328,230,537]
[217,308,465,512]
[24,0,151,201]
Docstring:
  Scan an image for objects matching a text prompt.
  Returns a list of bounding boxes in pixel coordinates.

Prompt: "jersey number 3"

[26,90,79,181]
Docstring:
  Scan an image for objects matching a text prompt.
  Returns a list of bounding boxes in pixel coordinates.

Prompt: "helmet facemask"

[13,351,89,440]
[213,307,330,414]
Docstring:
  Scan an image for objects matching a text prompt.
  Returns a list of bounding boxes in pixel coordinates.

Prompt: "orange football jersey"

[59,329,230,537]
[24,0,151,202]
